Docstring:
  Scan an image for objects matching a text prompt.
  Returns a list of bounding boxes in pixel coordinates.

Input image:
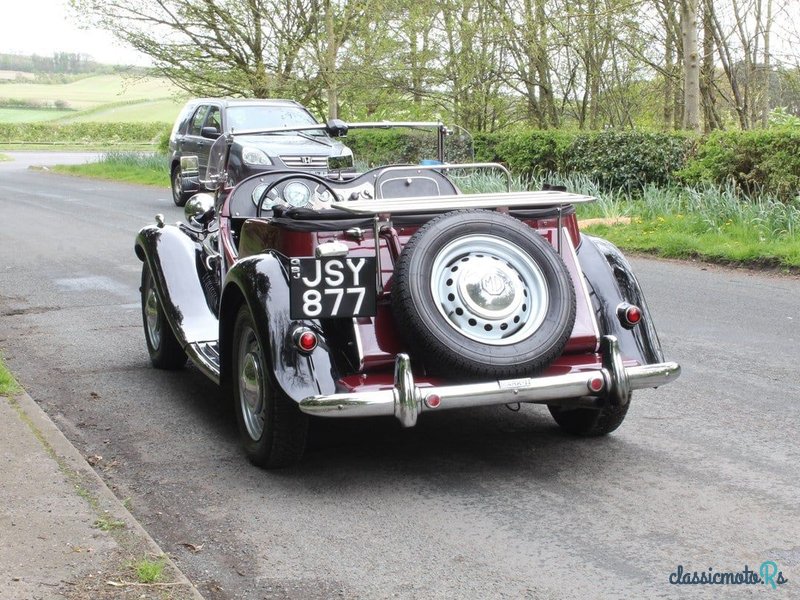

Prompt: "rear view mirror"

[201,126,221,139]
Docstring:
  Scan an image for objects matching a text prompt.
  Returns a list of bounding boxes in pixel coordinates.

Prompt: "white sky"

[2,0,151,66]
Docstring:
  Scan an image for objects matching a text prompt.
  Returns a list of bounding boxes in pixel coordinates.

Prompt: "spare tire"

[392,209,576,378]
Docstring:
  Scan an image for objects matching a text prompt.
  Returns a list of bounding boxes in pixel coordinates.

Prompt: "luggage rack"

[332,189,596,216]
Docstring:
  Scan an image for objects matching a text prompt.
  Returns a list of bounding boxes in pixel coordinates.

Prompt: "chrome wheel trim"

[172,169,182,199]
[144,286,162,350]
[430,234,549,346]
[237,325,266,441]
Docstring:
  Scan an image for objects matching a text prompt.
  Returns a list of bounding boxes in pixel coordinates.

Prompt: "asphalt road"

[1,152,798,599]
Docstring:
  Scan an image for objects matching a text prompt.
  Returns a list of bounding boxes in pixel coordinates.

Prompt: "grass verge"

[48,160,800,270]
[51,151,169,187]
[0,353,21,396]
[576,182,800,270]
[584,216,800,269]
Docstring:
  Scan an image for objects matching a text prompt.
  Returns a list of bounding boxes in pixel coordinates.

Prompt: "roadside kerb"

[1,390,205,600]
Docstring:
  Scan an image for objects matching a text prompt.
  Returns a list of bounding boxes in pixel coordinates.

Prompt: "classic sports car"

[136,120,680,468]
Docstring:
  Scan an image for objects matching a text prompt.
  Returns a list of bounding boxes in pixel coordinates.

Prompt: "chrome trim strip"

[394,353,418,427]
[562,228,602,350]
[372,163,513,193]
[373,215,383,295]
[601,336,631,406]
[351,318,364,371]
[332,190,595,215]
[298,335,680,427]
[186,341,221,385]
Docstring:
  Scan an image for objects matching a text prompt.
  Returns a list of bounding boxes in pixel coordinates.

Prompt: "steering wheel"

[255,173,341,218]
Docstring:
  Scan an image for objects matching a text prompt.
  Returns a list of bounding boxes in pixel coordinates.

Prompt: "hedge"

[677,128,800,200]
[3,119,796,198]
[345,128,474,166]
[0,122,168,145]
[473,128,797,198]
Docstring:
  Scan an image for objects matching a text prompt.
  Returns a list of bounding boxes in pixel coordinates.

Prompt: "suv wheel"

[172,166,191,207]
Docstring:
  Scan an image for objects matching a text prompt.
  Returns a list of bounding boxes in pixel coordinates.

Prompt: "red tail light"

[293,327,318,352]
[617,303,642,329]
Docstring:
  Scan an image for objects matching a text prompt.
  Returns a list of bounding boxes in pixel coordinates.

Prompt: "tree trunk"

[681,0,701,131]
[664,19,674,130]
[700,0,720,131]
[760,0,773,127]
[325,4,338,119]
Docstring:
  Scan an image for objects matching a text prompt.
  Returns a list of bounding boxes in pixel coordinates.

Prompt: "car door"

[199,105,223,180]
[182,104,209,179]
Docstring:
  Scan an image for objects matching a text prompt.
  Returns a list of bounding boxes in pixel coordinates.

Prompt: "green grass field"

[57,98,182,123]
[0,74,185,124]
[0,108,74,122]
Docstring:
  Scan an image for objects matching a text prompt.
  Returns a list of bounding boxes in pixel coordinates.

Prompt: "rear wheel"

[141,263,187,369]
[172,166,191,207]
[232,305,308,468]
[548,402,630,436]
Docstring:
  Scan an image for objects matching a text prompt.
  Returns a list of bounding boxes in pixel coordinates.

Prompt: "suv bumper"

[298,336,681,427]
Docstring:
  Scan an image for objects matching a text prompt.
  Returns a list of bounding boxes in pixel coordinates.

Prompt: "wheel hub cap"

[459,257,522,319]
[241,352,262,414]
[238,329,266,441]
[144,288,161,349]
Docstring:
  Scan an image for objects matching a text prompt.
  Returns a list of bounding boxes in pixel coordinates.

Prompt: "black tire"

[392,209,576,378]
[141,263,187,370]
[548,402,630,437]
[231,305,308,468]
[171,165,191,207]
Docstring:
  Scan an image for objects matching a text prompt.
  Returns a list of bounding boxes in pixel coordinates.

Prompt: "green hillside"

[0,74,185,124]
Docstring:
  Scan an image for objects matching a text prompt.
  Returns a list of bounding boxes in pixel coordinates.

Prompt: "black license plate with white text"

[289,257,377,319]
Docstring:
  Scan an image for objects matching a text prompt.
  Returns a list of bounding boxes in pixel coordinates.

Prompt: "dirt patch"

[578,216,631,227]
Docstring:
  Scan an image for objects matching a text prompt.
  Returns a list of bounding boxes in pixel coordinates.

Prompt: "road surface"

[0,152,797,598]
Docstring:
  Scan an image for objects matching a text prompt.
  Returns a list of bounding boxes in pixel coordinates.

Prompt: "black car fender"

[576,235,665,365]
[134,225,218,347]
[219,253,338,403]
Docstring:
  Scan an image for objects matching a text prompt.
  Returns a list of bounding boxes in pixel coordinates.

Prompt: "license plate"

[289,257,377,319]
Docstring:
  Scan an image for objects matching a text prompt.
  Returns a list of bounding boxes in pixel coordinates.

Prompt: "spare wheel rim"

[430,234,549,346]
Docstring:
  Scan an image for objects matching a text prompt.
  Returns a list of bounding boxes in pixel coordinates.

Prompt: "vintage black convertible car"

[136,120,680,468]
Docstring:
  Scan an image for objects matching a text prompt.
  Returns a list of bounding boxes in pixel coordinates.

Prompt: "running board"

[186,341,221,384]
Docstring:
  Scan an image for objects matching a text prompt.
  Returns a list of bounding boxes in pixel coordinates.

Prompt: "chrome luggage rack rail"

[332,189,595,216]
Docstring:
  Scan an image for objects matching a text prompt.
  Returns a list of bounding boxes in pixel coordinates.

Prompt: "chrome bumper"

[298,336,680,428]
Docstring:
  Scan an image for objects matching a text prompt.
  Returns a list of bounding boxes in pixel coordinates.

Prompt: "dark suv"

[168,98,353,206]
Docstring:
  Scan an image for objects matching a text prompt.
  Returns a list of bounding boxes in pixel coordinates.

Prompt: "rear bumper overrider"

[298,335,680,427]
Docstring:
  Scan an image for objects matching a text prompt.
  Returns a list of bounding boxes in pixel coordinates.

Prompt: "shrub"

[490,129,575,177]
[564,130,693,192]
[345,128,473,165]
[156,124,171,154]
[677,129,800,200]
